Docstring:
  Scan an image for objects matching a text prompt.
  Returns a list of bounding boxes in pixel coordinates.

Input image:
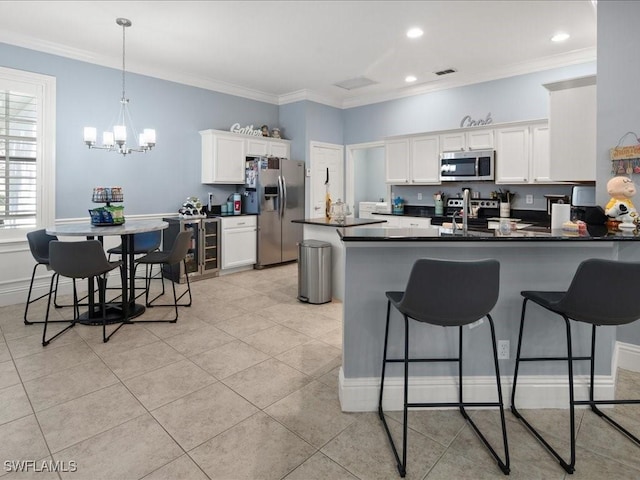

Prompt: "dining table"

[46,219,168,324]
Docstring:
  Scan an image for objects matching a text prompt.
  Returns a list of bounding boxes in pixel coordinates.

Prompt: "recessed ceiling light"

[551,32,570,42]
[405,75,417,83]
[406,27,423,39]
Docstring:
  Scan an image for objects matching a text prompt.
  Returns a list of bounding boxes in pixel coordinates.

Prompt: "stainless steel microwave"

[440,150,495,182]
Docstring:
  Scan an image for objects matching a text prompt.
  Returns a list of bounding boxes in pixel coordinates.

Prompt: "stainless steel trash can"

[297,240,331,304]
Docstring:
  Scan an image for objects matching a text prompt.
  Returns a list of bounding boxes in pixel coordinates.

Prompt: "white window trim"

[0,66,56,244]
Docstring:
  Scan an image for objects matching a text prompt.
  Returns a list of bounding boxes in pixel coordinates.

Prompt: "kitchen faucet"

[451,189,470,234]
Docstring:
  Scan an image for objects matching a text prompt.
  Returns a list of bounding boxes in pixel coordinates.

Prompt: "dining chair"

[378,258,509,477]
[43,240,123,345]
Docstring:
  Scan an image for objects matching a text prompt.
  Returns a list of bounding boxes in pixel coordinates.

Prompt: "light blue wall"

[0,42,279,217]
[597,1,640,346]
[343,63,597,145]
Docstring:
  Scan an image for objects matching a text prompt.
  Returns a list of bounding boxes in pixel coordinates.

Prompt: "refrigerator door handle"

[277,175,284,218]
[282,175,288,218]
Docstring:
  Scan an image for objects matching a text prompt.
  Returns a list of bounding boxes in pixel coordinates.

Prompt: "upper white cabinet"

[530,123,551,183]
[246,137,290,158]
[495,121,551,184]
[544,75,596,182]
[269,140,290,159]
[385,135,440,184]
[385,138,410,183]
[201,129,291,184]
[495,126,530,184]
[440,129,494,152]
[245,138,269,156]
[200,130,246,184]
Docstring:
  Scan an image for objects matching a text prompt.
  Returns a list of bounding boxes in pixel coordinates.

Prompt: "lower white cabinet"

[221,216,257,270]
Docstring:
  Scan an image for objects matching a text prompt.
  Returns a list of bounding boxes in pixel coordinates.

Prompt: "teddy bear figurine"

[605,176,639,225]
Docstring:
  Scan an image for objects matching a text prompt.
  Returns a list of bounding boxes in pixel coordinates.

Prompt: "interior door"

[310,142,344,218]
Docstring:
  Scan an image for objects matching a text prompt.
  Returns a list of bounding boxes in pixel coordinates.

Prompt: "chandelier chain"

[121,21,126,102]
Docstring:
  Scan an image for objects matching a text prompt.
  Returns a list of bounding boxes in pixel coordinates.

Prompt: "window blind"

[0,90,37,229]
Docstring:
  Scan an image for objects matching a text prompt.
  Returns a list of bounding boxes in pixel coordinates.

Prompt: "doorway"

[346,141,389,216]
[309,141,344,218]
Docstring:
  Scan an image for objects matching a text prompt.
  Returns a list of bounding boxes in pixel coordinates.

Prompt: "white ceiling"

[0,1,597,108]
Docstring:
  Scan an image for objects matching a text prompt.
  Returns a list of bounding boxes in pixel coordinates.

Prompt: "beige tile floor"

[1,262,639,479]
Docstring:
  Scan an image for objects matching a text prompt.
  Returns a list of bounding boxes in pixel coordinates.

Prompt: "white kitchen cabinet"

[440,129,494,152]
[246,138,269,156]
[544,75,596,182]
[221,216,257,270]
[410,135,441,184]
[495,126,530,184]
[385,138,410,183]
[200,130,246,184]
[385,135,440,184]
[269,140,290,159]
[401,217,432,228]
[246,137,290,158]
[530,123,552,183]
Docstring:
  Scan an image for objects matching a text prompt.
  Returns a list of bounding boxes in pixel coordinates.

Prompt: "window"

[0,67,55,240]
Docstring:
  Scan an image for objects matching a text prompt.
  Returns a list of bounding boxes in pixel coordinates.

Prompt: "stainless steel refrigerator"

[242,157,304,268]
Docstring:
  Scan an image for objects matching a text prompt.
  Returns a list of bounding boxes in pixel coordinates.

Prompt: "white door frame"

[309,141,344,218]
[346,141,389,214]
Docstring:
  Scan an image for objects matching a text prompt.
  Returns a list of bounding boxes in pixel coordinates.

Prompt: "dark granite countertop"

[292,217,387,227]
[339,224,640,242]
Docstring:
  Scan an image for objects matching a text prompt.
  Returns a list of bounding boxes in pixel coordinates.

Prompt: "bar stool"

[44,240,123,345]
[378,258,510,477]
[511,258,640,474]
[24,229,88,324]
[133,230,192,322]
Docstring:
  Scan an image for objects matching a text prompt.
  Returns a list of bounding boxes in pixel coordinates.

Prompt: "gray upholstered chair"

[43,240,123,345]
[133,230,192,322]
[511,258,640,474]
[379,258,509,477]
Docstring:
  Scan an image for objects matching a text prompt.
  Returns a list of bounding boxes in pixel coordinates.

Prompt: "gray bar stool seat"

[511,258,640,474]
[379,258,510,477]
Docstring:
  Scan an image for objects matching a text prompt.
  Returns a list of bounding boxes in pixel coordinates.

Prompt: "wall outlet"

[417,193,423,200]
[525,194,534,204]
[498,340,510,360]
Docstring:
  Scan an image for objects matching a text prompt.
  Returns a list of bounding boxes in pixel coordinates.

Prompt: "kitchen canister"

[499,202,510,218]
[551,203,571,229]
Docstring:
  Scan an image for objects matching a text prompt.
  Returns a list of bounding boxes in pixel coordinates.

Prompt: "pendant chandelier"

[83,18,156,156]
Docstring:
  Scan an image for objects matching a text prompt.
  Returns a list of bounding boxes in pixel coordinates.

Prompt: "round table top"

[46,219,168,237]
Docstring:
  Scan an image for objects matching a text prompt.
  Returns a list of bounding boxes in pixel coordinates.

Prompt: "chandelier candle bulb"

[103,131,114,147]
[143,129,156,146]
[113,125,126,143]
[83,127,96,145]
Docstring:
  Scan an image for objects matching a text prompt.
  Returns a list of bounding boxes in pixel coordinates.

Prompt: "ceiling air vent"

[434,68,457,76]
[333,76,378,90]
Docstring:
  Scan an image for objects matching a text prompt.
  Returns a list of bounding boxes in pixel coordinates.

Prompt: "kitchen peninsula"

[337,225,640,412]
[292,217,387,300]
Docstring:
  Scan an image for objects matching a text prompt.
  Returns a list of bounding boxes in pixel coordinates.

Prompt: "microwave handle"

[475,158,479,177]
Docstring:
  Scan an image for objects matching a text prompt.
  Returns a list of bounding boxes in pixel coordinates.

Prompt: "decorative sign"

[229,123,263,137]
[460,113,493,128]
[610,144,640,161]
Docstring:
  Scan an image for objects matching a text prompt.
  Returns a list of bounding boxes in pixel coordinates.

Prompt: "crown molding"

[0,30,596,111]
[338,47,598,109]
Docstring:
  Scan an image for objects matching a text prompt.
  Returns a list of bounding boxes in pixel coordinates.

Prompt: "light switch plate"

[306,168,311,177]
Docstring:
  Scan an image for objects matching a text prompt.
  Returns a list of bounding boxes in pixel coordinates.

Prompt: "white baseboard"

[613,341,640,374]
[338,367,615,412]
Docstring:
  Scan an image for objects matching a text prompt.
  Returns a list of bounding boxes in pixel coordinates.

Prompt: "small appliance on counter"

[570,185,605,224]
[89,186,125,225]
[227,193,242,215]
